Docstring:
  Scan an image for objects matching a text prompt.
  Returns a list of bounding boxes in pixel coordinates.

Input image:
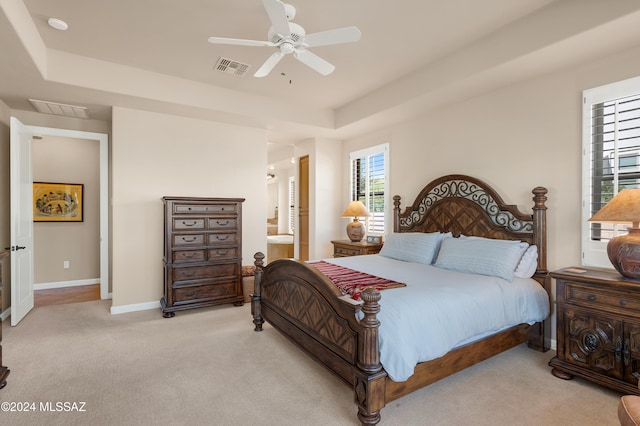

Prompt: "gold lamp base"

[346,219,365,242]
[607,227,640,280]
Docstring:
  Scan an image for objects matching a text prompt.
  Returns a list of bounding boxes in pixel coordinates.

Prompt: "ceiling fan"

[208,0,361,77]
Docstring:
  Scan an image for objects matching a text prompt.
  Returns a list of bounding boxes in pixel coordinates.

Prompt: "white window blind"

[288,176,295,235]
[349,143,389,234]
[583,76,640,267]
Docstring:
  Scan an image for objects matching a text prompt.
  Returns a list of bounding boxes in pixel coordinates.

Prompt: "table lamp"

[588,188,640,279]
[341,201,372,242]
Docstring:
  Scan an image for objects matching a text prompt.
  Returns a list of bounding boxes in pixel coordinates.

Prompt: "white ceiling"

[2,0,640,144]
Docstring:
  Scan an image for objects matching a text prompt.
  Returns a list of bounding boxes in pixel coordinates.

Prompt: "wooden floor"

[34,284,100,307]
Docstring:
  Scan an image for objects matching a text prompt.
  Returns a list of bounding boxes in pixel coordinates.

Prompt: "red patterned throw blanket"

[308,261,406,300]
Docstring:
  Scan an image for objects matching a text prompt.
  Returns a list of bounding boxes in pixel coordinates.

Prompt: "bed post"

[532,187,548,275]
[393,195,401,233]
[354,288,386,425]
[252,252,265,332]
[530,187,551,352]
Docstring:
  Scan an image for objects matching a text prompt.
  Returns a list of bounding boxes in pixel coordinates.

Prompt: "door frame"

[14,122,109,302]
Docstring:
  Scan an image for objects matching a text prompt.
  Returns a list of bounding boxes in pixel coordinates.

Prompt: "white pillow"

[514,245,538,278]
[379,232,447,265]
[434,236,528,282]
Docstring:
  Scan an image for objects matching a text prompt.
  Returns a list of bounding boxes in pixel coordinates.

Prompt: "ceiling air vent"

[214,57,250,76]
[29,99,89,119]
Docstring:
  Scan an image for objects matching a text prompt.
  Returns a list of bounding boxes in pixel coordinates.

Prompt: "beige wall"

[344,44,640,272]
[342,43,640,342]
[32,136,100,283]
[111,107,267,307]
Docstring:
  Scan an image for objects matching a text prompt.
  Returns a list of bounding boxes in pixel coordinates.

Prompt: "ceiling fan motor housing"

[268,22,305,45]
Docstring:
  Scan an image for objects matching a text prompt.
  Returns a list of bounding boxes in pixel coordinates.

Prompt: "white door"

[10,117,35,325]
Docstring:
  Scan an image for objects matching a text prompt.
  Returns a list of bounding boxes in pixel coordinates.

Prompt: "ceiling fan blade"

[303,26,361,47]
[293,49,335,76]
[263,0,291,38]
[208,37,274,47]
[254,51,285,77]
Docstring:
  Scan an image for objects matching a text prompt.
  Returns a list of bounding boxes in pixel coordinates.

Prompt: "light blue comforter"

[325,255,550,382]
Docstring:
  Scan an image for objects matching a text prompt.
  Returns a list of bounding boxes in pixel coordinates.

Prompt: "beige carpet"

[0,300,623,425]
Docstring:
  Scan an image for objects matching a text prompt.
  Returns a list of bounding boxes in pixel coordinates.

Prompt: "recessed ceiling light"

[47,18,68,31]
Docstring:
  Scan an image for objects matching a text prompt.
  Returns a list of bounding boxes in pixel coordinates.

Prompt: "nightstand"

[331,240,383,257]
[549,266,640,395]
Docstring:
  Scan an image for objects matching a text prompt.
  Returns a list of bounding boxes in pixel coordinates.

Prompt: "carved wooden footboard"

[252,174,551,425]
[252,252,387,424]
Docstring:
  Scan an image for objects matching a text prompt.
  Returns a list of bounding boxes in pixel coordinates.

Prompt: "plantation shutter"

[350,144,388,234]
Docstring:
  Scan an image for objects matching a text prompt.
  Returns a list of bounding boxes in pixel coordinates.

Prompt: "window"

[349,143,389,235]
[288,176,295,235]
[582,76,640,267]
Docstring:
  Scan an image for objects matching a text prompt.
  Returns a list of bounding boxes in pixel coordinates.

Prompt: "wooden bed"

[251,174,551,425]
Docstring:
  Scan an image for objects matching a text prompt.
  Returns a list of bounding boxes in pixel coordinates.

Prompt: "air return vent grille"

[29,99,89,119]
[214,57,250,76]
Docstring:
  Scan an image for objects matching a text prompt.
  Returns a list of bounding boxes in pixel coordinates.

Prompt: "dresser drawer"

[208,218,237,230]
[173,281,237,303]
[172,250,206,263]
[209,247,238,260]
[208,233,238,245]
[566,282,640,314]
[173,218,205,231]
[174,204,238,214]
[173,263,237,282]
[172,234,205,246]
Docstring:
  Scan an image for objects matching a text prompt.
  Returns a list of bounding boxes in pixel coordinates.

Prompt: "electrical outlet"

[63,260,70,269]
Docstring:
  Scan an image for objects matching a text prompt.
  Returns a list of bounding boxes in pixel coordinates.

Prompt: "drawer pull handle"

[216,250,229,256]
[588,295,596,301]
[182,253,198,258]
[216,235,229,241]
[182,271,196,277]
[216,220,230,226]
[184,291,196,298]
[621,300,627,307]
[181,237,197,243]
[182,221,198,227]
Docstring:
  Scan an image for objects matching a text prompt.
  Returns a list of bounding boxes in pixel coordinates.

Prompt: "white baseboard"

[0,306,9,321]
[34,278,100,291]
[110,300,160,315]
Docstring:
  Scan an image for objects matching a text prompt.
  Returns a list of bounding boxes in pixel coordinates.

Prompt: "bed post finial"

[252,252,265,332]
[393,195,401,233]
[531,187,548,274]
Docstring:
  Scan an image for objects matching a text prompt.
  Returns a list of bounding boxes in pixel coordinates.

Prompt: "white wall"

[111,107,267,307]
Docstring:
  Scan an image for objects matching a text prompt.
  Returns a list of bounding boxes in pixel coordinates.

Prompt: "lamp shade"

[341,201,372,242]
[589,189,640,279]
[341,201,372,218]
[588,189,640,227]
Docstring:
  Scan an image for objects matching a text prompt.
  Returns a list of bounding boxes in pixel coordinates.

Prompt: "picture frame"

[367,235,382,244]
[33,182,84,222]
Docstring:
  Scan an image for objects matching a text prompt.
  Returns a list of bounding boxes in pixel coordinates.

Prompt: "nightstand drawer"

[335,246,361,257]
[566,282,640,313]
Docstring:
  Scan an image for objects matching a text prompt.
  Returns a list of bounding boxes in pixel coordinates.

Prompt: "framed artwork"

[33,182,84,222]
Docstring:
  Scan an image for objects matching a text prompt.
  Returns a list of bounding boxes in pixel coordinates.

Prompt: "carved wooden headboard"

[392,174,548,275]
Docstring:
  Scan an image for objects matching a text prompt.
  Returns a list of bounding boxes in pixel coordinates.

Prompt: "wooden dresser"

[549,267,640,395]
[161,197,245,318]
[331,239,383,257]
[0,250,9,389]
